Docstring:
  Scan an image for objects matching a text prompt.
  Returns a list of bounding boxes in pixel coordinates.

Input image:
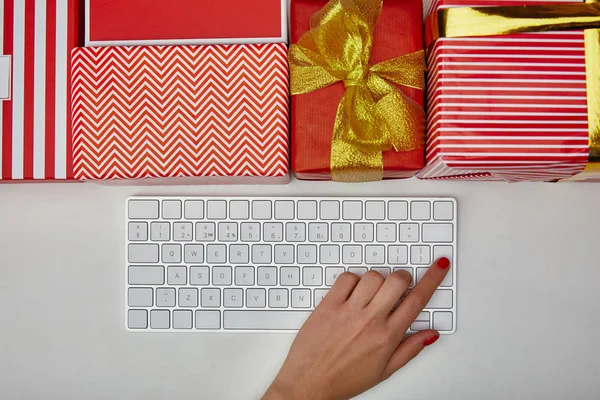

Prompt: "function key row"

[129,221,454,243]
[128,199,455,222]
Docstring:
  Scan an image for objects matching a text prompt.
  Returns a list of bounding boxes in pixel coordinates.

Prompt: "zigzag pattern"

[71,43,290,180]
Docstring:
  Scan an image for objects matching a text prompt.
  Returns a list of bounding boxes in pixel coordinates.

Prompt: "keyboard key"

[275,244,295,264]
[150,310,170,329]
[365,245,385,264]
[314,289,330,307]
[342,200,362,220]
[297,201,317,220]
[264,222,284,242]
[422,223,453,243]
[156,288,176,307]
[354,223,374,242]
[388,201,408,220]
[128,266,164,285]
[365,201,385,220]
[342,245,362,264]
[286,222,306,242]
[325,267,345,286]
[252,200,272,220]
[173,222,193,242]
[257,267,277,286]
[195,222,216,242]
[269,289,289,308]
[201,288,221,307]
[376,223,396,242]
[434,246,454,287]
[308,223,328,242]
[213,266,232,286]
[179,288,198,307]
[229,200,250,220]
[426,289,453,309]
[129,200,159,219]
[218,222,238,242]
[320,245,340,264]
[196,310,221,329]
[410,321,430,331]
[433,311,453,331]
[399,223,419,242]
[128,288,153,307]
[229,244,249,264]
[206,244,227,263]
[372,267,391,277]
[252,244,272,264]
[320,200,340,220]
[388,245,408,265]
[240,222,261,242]
[348,267,368,277]
[150,222,170,241]
[190,266,209,285]
[184,200,204,219]
[411,201,431,220]
[167,266,187,285]
[128,222,148,241]
[235,266,255,286]
[292,289,311,308]
[223,311,311,330]
[433,201,454,221]
[411,245,431,265]
[246,289,267,308]
[416,267,427,284]
[275,201,295,220]
[129,244,159,263]
[331,223,351,242]
[297,245,317,264]
[207,200,227,219]
[224,288,243,308]
[184,244,204,263]
[162,244,182,263]
[162,200,182,220]
[280,267,301,286]
[173,310,193,329]
[128,309,148,329]
[302,267,323,286]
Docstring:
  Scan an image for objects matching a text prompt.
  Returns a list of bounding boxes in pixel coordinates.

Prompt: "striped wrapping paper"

[418,0,593,182]
[0,0,82,181]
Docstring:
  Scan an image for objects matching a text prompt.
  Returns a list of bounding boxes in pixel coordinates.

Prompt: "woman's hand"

[263,257,450,400]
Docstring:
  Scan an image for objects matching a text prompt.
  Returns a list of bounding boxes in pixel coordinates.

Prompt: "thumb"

[382,330,439,380]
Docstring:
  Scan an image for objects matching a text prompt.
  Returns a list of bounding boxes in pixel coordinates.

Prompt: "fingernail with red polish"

[423,335,439,347]
[437,257,450,270]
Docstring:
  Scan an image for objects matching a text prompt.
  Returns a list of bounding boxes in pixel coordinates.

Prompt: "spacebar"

[224,311,312,330]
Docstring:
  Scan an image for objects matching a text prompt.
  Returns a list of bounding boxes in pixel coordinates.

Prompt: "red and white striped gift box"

[71,43,290,183]
[0,0,82,181]
[418,0,595,182]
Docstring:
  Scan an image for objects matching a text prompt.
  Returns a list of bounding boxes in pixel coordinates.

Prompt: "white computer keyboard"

[126,197,457,333]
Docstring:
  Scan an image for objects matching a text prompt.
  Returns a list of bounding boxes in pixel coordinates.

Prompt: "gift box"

[0,0,83,181]
[418,0,600,182]
[71,43,290,183]
[85,0,288,47]
[290,0,426,181]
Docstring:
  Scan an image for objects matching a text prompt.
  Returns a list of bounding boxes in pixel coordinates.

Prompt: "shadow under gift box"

[290,0,426,180]
[418,0,600,182]
[70,43,290,184]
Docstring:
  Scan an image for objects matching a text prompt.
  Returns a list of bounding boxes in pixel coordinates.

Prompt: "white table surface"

[1,177,599,400]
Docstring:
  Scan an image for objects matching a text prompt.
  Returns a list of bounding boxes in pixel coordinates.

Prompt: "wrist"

[263,376,328,400]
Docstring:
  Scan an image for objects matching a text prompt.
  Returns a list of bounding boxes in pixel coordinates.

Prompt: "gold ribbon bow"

[289,0,425,182]
[429,0,600,180]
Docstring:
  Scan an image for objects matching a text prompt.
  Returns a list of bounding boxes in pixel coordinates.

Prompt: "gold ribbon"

[429,0,600,180]
[289,0,425,182]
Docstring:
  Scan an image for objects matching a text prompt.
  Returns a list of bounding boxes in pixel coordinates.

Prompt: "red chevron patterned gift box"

[0,0,83,181]
[418,0,600,182]
[71,43,290,183]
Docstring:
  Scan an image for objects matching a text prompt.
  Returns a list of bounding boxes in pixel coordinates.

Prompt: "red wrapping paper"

[290,0,425,180]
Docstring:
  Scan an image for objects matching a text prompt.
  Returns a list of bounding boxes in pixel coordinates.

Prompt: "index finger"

[388,257,451,333]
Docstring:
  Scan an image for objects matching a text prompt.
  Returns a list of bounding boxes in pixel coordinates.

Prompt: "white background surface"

[1,178,600,400]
